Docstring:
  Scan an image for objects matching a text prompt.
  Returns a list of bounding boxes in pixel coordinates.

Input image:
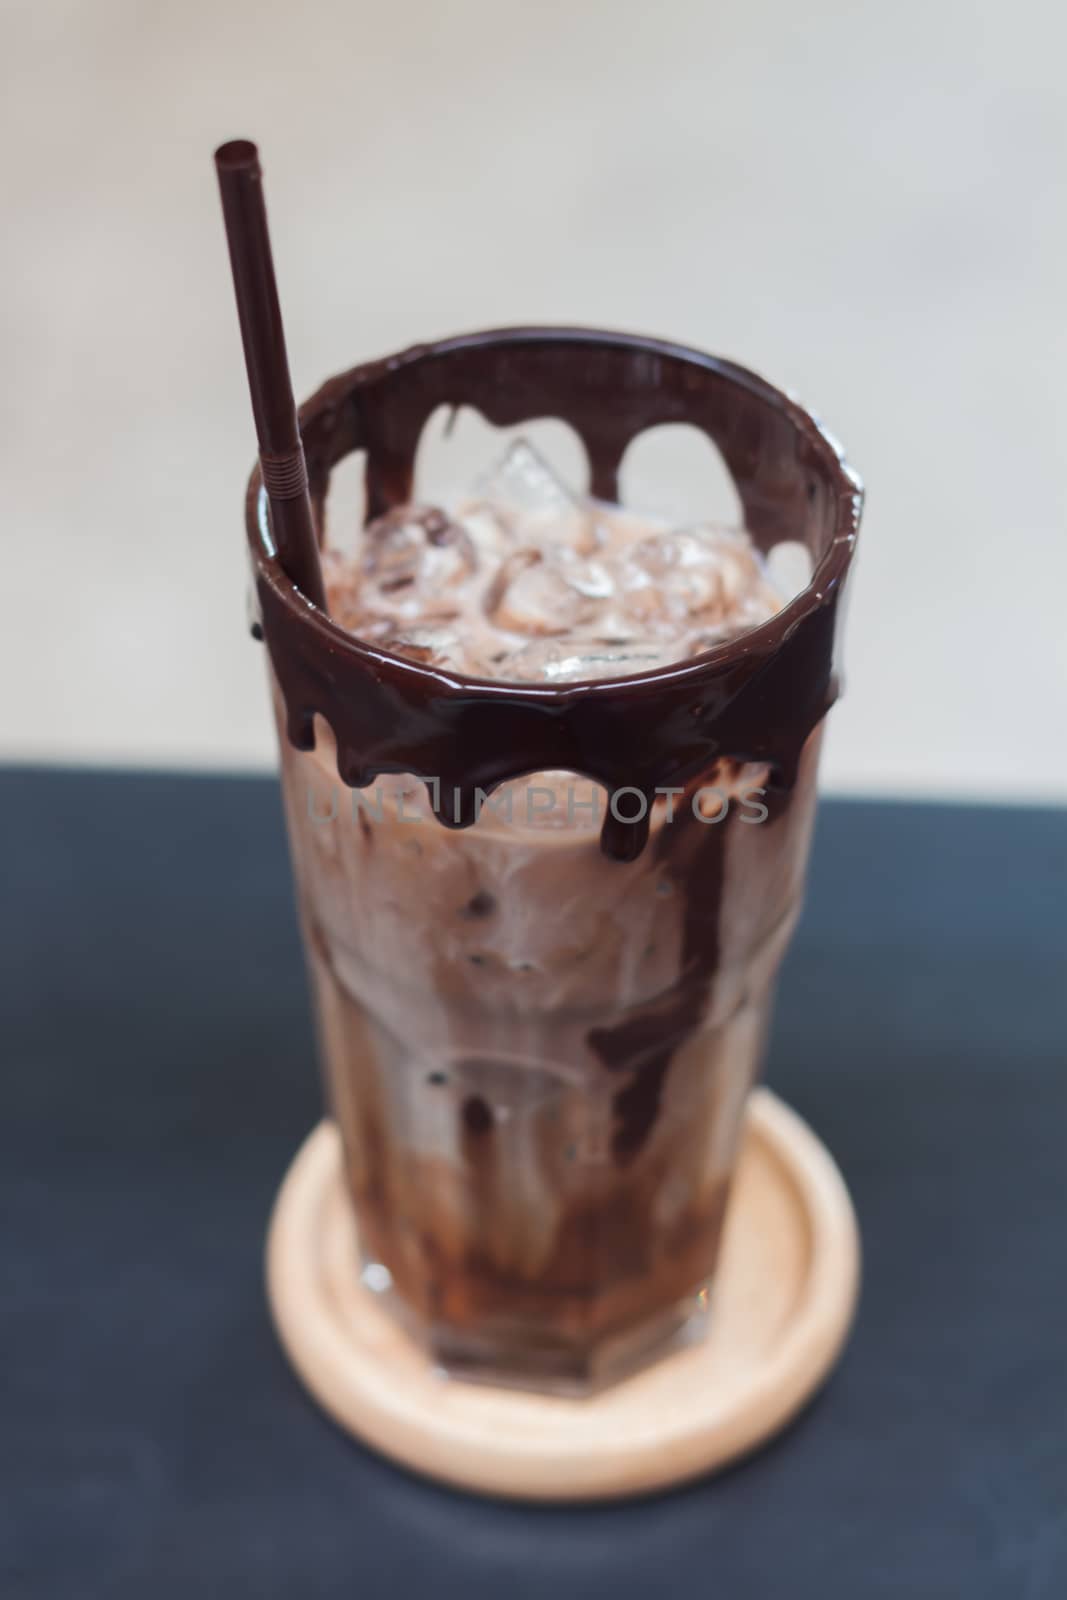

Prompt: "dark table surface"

[2,767,1065,1599]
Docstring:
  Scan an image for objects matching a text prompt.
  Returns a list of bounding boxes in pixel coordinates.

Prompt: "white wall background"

[2,0,1064,801]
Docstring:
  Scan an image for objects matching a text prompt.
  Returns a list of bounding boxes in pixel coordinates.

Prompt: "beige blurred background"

[2,0,1064,800]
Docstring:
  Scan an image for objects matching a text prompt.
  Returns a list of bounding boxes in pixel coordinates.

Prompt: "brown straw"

[214,139,327,610]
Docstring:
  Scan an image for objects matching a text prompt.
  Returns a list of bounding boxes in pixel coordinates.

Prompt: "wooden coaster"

[266,1089,860,1501]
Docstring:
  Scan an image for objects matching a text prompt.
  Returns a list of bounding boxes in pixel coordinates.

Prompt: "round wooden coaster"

[266,1089,860,1501]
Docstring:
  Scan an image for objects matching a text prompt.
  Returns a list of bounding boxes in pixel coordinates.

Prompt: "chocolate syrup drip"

[246,328,862,1160]
[590,798,736,1159]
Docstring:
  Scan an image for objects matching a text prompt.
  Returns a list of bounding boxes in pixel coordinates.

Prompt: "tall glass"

[249,328,861,1393]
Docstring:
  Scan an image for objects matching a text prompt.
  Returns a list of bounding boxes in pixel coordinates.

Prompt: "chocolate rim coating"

[245,326,863,860]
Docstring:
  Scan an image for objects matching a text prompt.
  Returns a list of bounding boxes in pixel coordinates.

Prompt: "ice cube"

[383,623,469,671]
[459,504,516,566]
[685,621,742,655]
[738,582,786,628]
[684,583,783,655]
[619,524,762,629]
[470,439,598,554]
[555,551,615,600]
[361,506,476,600]
[484,548,609,636]
[476,439,575,521]
[499,636,677,683]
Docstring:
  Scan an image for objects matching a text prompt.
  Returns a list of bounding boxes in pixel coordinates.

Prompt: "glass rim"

[245,324,863,702]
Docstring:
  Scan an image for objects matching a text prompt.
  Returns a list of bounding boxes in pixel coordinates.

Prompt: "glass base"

[360,1255,713,1397]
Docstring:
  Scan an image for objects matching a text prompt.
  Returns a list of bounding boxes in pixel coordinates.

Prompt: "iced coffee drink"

[249,328,861,1392]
